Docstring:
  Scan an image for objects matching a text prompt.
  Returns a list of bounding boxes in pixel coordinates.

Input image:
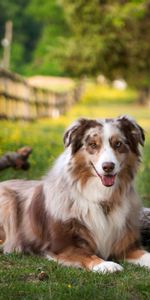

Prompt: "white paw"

[128,253,150,269]
[92,261,123,274]
[3,242,22,254]
[46,254,56,262]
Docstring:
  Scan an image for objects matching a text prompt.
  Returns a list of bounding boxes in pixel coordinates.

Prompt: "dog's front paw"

[92,261,123,274]
[128,252,150,269]
[3,241,22,254]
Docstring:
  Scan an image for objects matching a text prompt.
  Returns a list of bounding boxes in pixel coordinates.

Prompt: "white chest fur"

[83,199,130,259]
[69,178,130,259]
[44,166,132,260]
[45,181,130,260]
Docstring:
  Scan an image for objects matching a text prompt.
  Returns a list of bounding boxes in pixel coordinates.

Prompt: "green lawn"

[0,83,150,299]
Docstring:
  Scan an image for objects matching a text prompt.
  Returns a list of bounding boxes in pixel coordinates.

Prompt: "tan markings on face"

[110,135,129,154]
[70,127,104,185]
[85,134,102,155]
[71,152,93,186]
[84,127,103,155]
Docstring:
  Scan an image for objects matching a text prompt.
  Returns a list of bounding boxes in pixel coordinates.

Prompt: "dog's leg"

[0,226,5,243]
[125,249,150,268]
[0,226,5,251]
[0,189,22,253]
[0,226,5,252]
[46,247,123,273]
[112,227,150,269]
[3,217,21,254]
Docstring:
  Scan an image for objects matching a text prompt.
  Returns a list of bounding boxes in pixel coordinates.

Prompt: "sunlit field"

[0,83,150,300]
[0,83,149,199]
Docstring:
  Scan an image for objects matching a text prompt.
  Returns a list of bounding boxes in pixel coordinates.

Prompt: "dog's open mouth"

[100,175,116,187]
[90,162,116,187]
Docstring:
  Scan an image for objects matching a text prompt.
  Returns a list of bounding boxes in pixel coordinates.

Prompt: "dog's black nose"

[102,162,115,173]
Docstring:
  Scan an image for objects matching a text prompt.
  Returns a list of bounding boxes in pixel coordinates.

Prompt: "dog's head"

[64,116,145,187]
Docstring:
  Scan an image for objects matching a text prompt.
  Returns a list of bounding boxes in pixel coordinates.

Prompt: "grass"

[0,82,150,299]
[0,253,150,300]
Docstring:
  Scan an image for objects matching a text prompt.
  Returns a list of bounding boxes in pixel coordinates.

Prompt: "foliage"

[0,0,68,76]
[0,0,150,88]
[0,84,150,299]
[61,0,150,87]
[0,0,41,74]
[24,0,70,76]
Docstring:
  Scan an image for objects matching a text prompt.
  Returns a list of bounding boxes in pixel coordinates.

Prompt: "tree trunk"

[138,87,150,105]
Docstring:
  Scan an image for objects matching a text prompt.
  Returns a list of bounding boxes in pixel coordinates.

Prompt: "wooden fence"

[0,69,83,120]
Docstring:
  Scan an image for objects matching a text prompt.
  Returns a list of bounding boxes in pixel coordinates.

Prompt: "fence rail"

[0,69,83,120]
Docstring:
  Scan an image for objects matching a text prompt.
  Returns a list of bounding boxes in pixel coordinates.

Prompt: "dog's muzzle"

[90,161,116,187]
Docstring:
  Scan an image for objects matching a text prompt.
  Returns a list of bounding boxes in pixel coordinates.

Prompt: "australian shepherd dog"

[0,115,150,273]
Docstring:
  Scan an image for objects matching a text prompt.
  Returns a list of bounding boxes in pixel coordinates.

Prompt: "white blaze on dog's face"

[64,117,145,188]
[87,121,126,187]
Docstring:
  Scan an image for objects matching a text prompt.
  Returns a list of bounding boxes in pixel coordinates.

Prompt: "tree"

[0,0,69,76]
[0,0,41,74]
[61,0,150,100]
[25,0,70,76]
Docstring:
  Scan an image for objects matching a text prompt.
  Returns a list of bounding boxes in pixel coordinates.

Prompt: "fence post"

[1,21,13,70]
[0,69,83,120]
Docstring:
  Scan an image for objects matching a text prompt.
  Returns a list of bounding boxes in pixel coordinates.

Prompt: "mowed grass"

[0,253,150,300]
[0,82,150,299]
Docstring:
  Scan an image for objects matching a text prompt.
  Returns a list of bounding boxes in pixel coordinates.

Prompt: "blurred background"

[0,2,150,297]
[0,1,150,88]
[0,0,149,203]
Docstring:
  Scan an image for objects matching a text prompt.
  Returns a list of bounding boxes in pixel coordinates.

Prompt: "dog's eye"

[115,141,122,149]
[89,142,97,149]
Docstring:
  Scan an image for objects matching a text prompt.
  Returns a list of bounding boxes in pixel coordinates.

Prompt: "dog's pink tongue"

[101,175,116,187]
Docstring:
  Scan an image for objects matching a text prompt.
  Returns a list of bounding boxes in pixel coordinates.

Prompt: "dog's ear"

[117,115,145,151]
[63,118,87,148]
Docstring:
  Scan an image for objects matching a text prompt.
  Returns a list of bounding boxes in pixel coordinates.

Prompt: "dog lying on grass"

[0,115,150,273]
